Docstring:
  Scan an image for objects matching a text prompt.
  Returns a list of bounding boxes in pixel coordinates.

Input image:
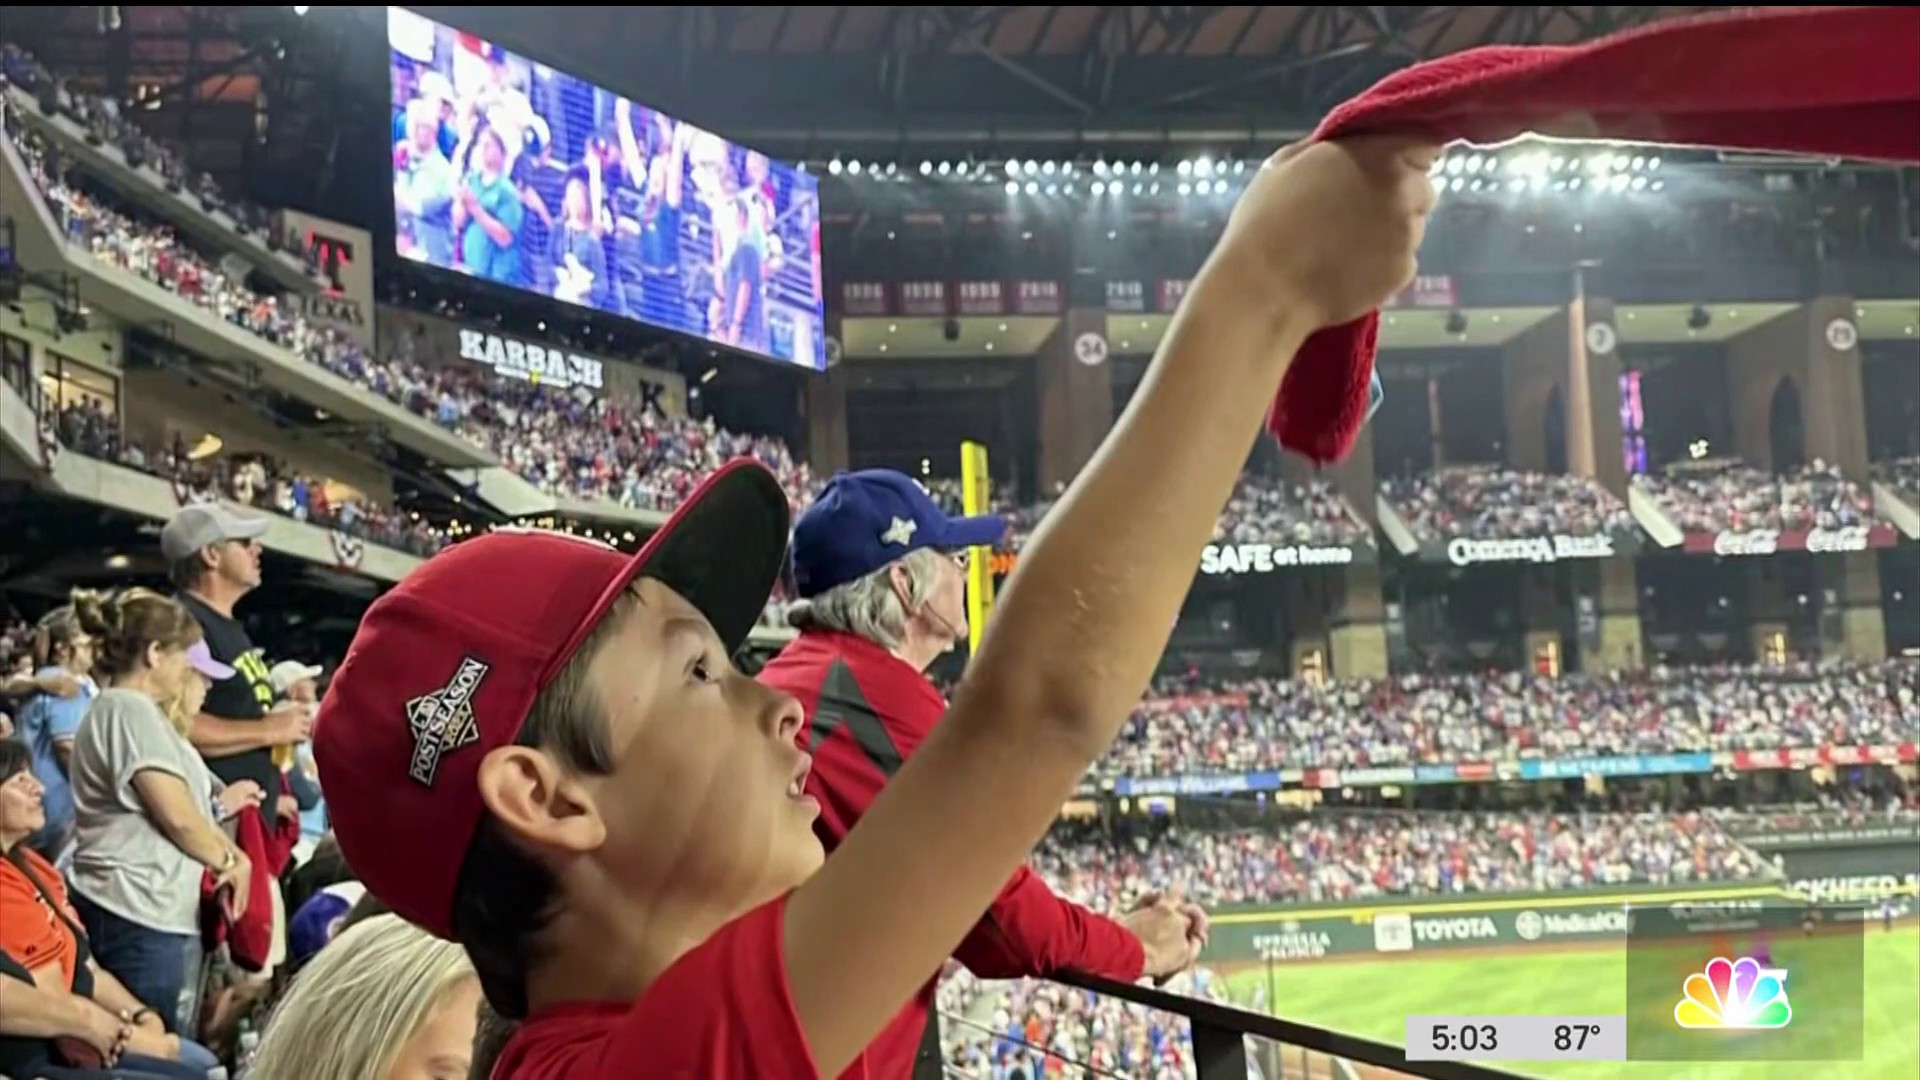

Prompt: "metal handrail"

[1056,972,1528,1080]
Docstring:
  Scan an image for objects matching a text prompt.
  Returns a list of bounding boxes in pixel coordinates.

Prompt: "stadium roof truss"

[3,6,1720,211]
[422,5,1716,155]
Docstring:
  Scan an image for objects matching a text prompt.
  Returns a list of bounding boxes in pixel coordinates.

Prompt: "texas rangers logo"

[406,656,490,787]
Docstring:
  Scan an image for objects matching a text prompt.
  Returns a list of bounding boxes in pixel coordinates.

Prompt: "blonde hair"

[152,673,206,739]
[248,914,476,1080]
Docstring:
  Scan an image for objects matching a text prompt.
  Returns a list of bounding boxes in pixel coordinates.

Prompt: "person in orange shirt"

[0,738,222,1077]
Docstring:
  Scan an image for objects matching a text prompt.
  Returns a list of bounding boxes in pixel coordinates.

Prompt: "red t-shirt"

[491,895,866,1079]
[759,630,1143,1079]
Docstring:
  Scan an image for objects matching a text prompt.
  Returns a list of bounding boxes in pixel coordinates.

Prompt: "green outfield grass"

[1222,926,1919,1079]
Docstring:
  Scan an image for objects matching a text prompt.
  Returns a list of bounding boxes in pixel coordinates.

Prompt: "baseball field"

[1221,925,1919,1079]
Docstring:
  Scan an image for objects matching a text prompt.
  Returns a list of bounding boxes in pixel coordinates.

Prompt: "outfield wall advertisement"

[1210,882,1784,965]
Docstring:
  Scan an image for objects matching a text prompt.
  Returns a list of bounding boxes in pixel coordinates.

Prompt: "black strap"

[5,847,93,972]
[912,1008,945,1080]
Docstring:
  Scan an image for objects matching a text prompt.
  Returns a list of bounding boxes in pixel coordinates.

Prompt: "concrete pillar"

[1820,552,1887,661]
[1586,558,1644,672]
[1502,310,1566,474]
[803,363,850,474]
[1500,300,1627,496]
[1725,298,1870,480]
[1329,562,1389,679]
[1036,308,1114,491]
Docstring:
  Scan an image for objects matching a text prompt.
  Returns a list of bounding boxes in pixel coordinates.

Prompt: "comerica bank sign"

[1446,534,1615,566]
[459,328,606,391]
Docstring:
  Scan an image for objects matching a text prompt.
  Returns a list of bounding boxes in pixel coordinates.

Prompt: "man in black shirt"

[160,505,311,811]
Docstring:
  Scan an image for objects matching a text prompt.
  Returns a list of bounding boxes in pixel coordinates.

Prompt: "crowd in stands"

[939,966,1235,1080]
[1098,659,1920,778]
[1382,465,1635,542]
[2,45,289,249]
[1636,459,1882,534]
[1034,811,1764,909]
[52,400,445,556]
[937,805,1770,1077]
[8,112,823,521]
[933,475,1372,553]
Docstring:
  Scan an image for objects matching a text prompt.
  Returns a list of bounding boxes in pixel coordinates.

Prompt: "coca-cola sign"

[1445,534,1616,566]
[1690,525,1897,557]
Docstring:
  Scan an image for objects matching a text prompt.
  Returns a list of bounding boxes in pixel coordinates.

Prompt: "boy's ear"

[474,745,606,856]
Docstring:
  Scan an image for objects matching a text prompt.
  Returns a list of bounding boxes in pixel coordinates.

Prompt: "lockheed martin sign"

[1446,534,1615,566]
[459,328,605,391]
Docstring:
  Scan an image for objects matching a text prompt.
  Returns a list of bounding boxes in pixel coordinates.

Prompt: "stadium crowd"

[1381,466,1634,542]
[6,33,1919,1080]
[1635,459,1882,534]
[935,805,1774,1077]
[1033,811,1764,909]
[10,115,825,520]
[1097,660,1920,778]
[937,476,1371,553]
[1,45,289,245]
[51,400,444,556]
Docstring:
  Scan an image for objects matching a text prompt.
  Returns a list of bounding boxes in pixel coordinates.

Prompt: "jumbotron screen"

[386,8,826,370]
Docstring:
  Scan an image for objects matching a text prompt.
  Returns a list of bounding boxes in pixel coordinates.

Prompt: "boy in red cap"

[312,135,1436,1079]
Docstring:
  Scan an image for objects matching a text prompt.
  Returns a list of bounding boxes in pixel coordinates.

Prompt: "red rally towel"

[1270,5,1920,464]
[200,804,300,972]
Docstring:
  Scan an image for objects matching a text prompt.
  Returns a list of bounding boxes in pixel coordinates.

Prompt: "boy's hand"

[1216,137,1440,330]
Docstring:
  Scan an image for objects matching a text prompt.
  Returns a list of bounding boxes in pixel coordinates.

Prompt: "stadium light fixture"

[1005,180,1019,195]
[847,159,863,176]
[1024,180,1038,194]
[828,158,843,175]
[1177,181,1192,196]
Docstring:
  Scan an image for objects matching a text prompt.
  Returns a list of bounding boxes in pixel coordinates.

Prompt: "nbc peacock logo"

[1674,956,1793,1030]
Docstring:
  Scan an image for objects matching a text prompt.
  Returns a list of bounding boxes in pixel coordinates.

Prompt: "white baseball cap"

[270,660,324,694]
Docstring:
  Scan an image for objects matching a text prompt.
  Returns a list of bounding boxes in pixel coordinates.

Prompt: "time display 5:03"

[1428,1023,1499,1053]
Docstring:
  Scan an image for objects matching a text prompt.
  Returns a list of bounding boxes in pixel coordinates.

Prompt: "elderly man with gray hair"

[759,468,1205,1080]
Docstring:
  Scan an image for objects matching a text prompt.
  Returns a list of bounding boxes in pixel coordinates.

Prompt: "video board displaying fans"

[386,8,826,370]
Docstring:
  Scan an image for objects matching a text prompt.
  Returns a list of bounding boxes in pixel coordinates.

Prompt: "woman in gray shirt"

[67,589,259,1034]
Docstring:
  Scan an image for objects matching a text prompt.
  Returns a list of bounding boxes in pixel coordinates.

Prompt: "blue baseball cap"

[791,469,1006,598]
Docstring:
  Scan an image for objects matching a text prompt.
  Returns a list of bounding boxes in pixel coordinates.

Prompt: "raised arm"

[784,137,1436,1074]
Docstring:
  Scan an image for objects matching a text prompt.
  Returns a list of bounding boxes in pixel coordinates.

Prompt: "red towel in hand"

[1270,5,1920,464]
[200,803,299,972]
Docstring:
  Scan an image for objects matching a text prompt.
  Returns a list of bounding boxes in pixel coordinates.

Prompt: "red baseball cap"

[313,459,791,939]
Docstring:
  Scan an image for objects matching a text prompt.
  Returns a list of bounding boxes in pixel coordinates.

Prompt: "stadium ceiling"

[424,5,1721,154]
[9,7,1728,235]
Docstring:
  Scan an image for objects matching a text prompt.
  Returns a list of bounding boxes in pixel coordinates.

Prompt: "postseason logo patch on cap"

[406,656,491,787]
